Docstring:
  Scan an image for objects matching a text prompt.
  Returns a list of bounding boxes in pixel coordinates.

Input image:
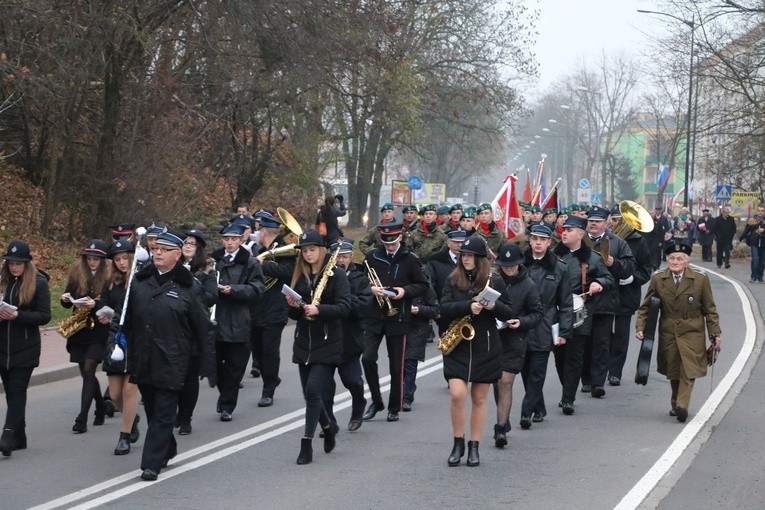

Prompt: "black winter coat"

[364,244,429,336]
[0,271,51,369]
[553,243,615,336]
[523,249,574,350]
[695,215,715,246]
[288,257,351,366]
[497,266,543,364]
[405,285,439,362]
[617,233,653,315]
[118,262,214,390]
[426,248,458,332]
[440,273,512,383]
[740,218,765,248]
[712,215,737,245]
[211,247,264,343]
[253,235,296,326]
[341,263,374,362]
[585,232,634,315]
[101,280,128,374]
[319,203,347,245]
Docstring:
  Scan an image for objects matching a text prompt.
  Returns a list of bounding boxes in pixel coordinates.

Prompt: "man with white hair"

[635,243,721,423]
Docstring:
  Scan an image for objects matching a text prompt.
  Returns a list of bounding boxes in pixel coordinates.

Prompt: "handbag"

[315,210,327,236]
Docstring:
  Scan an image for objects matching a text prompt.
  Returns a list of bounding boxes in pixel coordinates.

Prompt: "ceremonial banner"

[391,180,411,206]
[491,175,524,239]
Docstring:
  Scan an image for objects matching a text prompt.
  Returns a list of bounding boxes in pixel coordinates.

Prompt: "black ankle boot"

[0,429,15,457]
[114,432,131,455]
[296,438,313,465]
[447,437,465,466]
[129,415,141,443]
[494,423,507,448]
[72,415,87,434]
[94,405,106,426]
[323,424,337,453]
[467,440,480,466]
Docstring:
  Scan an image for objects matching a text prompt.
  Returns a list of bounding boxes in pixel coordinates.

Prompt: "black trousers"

[138,385,179,472]
[649,246,662,271]
[608,314,632,380]
[251,322,286,397]
[362,330,405,412]
[403,359,418,404]
[216,342,251,413]
[716,241,732,267]
[299,363,333,437]
[701,242,713,261]
[553,333,585,404]
[520,350,549,417]
[177,355,200,425]
[0,366,33,433]
[322,357,366,424]
[581,314,614,388]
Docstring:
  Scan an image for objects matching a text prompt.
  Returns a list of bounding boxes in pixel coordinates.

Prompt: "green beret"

[523,204,532,212]
[420,204,437,215]
[531,205,541,213]
[380,203,394,212]
[543,208,558,216]
[402,204,418,213]
[477,202,493,212]
[569,204,579,212]
[449,203,463,212]
[436,205,451,215]
[461,207,476,218]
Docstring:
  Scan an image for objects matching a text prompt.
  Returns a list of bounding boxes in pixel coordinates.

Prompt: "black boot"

[466,440,480,467]
[447,437,465,466]
[94,403,106,426]
[72,415,87,434]
[494,423,507,448]
[14,427,26,451]
[323,424,337,453]
[114,432,131,455]
[129,415,141,443]
[296,438,313,465]
[0,429,15,457]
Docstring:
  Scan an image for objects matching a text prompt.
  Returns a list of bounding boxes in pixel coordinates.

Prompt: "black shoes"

[347,417,363,432]
[675,407,688,423]
[532,412,545,423]
[669,408,678,417]
[386,412,399,422]
[129,415,140,443]
[296,438,312,465]
[466,441,480,467]
[103,400,116,418]
[72,416,87,434]
[494,423,508,447]
[362,402,384,421]
[581,385,592,393]
[250,367,261,378]
[348,400,365,431]
[93,411,106,426]
[258,397,274,407]
[520,416,532,430]
[0,429,14,457]
[114,432,131,455]
[725,263,731,268]
[319,422,339,438]
[402,401,412,412]
[591,386,606,398]
[448,437,465,466]
[322,424,337,453]
[562,402,575,415]
[179,423,192,435]
[608,376,621,386]
[140,468,158,481]
[220,410,233,422]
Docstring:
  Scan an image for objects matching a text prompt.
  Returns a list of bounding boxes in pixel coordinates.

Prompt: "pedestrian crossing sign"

[715,184,732,201]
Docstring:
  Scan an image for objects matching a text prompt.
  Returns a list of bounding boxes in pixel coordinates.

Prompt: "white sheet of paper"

[552,323,561,344]
[476,287,501,307]
[0,301,18,312]
[281,284,304,304]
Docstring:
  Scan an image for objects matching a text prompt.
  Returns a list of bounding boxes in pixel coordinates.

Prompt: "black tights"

[77,359,104,420]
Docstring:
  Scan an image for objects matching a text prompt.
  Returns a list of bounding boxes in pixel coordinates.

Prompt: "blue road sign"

[590,193,603,205]
[579,178,590,189]
[716,184,732,201]
[408,175,422,190]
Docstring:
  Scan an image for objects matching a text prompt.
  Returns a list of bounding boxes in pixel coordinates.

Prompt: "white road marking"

[30,355,445,510]
[614,266,757,509]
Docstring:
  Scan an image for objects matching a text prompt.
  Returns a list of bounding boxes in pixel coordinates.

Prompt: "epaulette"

[690,267,706,276]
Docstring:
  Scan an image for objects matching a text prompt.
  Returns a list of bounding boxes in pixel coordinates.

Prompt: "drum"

[572,294,587,328]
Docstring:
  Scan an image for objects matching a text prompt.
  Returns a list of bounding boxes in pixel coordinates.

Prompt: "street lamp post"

[638,9,696,213]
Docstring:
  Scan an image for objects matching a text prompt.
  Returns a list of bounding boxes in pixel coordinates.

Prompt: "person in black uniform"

[645,206,671,270]
[552,216,614,415]
[441,235,512,466]
[695,209,715,262]
[322,238,373,432]
[117,229,215,481]
[212,224,264,422]
[285,230,351,465]
[61,239,111,433]
[250,212,296,406]
[0,241,51,457]
[492,243,542,446]
[426,229,466,334]
[607,207,653,386]
[403,282,439,412]
[580,206,634,398]
[712,207,736,269]
[361,223,429,423]
[520,225,573,428]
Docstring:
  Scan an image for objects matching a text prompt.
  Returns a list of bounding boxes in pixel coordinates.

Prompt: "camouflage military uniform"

[477,222,506,255]
[410,225,447,262]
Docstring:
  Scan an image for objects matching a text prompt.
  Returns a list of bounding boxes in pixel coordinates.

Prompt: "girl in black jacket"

[440,235,511,467]
[99,240,140,455]
[0,240,51,456]
[286,230,351,465]
[61,239,111,433]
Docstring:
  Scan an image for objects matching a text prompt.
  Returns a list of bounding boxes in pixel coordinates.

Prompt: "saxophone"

[57,298,99,339]
[306,246,341,321]
[436,278,490,355]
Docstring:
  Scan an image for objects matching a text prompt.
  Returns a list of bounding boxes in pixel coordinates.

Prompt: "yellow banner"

[412,183,446,204]
[730,192,759,218]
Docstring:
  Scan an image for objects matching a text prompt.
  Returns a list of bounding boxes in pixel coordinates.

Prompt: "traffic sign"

[408,175,422,190]
[715,184,732,201]
[590,193,603,205]
[579,178,590,189]
[577,188,590,202]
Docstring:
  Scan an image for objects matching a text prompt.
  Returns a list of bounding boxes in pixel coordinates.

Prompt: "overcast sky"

[534,0,652,89]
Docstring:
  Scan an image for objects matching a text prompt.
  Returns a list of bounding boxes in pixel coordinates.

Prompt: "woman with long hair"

[440,235,511,467]
[318,194,347,245]
[285,230,350,465]
[176,229,217,435]
[100,240,140,454]
[0,241,51,457]
[61,239,111,433]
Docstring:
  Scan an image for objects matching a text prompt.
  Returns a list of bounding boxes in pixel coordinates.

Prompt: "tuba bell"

[612,200,654,239]
[277,207,303,246]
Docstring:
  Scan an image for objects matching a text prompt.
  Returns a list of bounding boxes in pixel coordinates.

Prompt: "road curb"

[0,364,80,394]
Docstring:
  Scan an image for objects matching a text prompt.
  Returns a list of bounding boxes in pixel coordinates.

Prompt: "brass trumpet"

[363,260,398,316]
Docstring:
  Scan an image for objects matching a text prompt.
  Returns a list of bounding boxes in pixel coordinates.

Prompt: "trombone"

[364,260,398,317]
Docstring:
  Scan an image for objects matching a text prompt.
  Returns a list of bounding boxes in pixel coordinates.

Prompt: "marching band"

[0,197,724,478]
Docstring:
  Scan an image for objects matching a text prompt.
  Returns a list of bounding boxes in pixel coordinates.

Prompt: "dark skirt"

[499,334,525,374]
[68,342,104,364]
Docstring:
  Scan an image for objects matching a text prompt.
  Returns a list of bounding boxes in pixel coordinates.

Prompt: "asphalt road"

[0,265,759,510]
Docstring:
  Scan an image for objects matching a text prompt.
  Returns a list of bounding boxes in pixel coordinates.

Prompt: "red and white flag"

[491,175,525,239]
